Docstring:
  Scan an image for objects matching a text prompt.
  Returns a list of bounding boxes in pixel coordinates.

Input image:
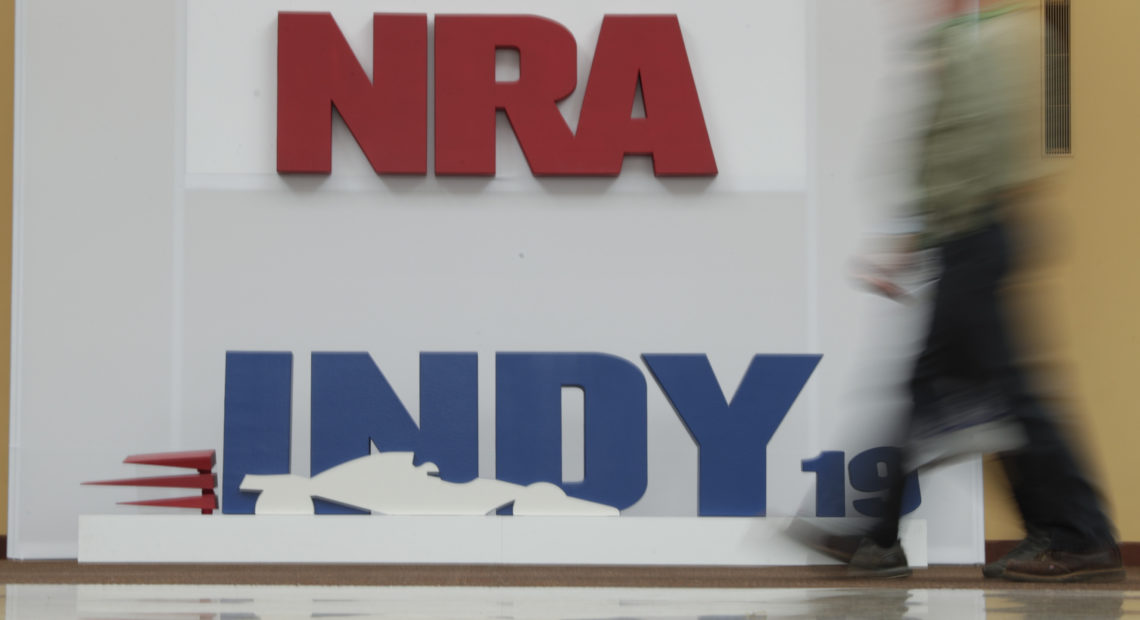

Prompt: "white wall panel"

[10,0,181,558]
[10,0,985,562]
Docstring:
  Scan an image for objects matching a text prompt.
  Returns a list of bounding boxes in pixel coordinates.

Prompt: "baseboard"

[78,515,930,565]
[10,532,1133,565]
[986,540,1140,565]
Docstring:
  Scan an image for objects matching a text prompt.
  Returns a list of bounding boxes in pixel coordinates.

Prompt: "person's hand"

[851,268,910,301]
[851,234,918,303]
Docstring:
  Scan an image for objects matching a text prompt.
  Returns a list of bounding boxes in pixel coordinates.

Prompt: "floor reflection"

[985,590,1134,619]
[0,584,1136,619]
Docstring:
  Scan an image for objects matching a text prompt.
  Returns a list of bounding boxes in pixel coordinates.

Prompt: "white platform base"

[78,515,926,566]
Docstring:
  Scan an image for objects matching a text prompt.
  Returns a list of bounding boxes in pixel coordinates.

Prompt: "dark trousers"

[870,218,1116,552]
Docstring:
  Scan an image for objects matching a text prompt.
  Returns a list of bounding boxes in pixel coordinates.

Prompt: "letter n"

[277,13,427,174]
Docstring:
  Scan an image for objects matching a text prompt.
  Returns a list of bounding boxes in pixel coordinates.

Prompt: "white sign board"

[9,0,984,562]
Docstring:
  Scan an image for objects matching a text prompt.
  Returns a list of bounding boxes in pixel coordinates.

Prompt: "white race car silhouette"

[240,448,619,516]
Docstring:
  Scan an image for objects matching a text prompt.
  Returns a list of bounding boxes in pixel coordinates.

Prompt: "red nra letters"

[277,13,717,177]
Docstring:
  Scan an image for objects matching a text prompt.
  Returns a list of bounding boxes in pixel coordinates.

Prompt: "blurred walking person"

[806,0,1123,582]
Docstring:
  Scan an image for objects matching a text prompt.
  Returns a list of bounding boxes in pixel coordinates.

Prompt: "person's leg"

[960,222,1116,552]
[946,221,1121,581]
[1000,404,1116,551]
[865,249,965,548]
[790,252,959,575]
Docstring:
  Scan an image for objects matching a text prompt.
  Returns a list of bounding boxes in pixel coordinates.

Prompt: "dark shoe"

[848,538,912,579]
[1001,547,1125,583]
[784,519,863,563]
[983,531,1051,578]
[812,533,864,564]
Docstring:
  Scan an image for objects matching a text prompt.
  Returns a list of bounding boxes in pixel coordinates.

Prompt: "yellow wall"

[985,0,1140,542]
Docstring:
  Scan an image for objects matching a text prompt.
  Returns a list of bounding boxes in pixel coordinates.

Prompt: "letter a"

[573,15,717,176]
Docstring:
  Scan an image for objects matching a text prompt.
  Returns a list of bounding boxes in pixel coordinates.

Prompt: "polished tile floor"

[2,584,1137,619]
